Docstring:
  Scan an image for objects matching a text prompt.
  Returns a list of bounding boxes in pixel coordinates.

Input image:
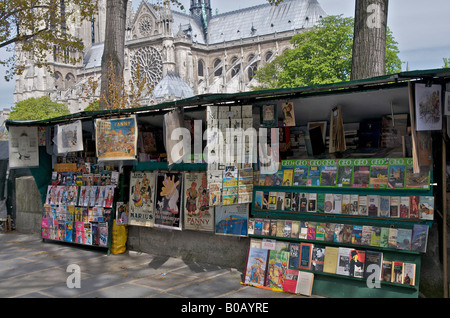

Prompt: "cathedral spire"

[189,0,211,35]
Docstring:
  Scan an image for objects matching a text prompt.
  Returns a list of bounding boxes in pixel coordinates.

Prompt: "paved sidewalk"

[0,231,314,299]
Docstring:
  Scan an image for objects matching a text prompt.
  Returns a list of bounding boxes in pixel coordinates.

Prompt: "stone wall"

[15,176,42,233]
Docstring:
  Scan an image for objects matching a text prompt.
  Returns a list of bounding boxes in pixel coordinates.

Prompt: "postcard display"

[41,120,121,250]
[243,105,436,298]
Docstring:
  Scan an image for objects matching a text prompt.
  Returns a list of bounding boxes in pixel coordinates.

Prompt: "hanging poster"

[260,104,277,127]
[215,204,248,237]
[8,126,39,168]
[154,172,183,230]
[415,83,442,131]
[129,171,156,227]
[183,172,214,232]
[115,202,129,225]
[95,115,137,161]
[281,102,296,127]
[56,120,83,154]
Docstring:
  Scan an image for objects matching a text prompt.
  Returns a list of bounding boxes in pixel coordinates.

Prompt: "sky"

[1,0,450,111]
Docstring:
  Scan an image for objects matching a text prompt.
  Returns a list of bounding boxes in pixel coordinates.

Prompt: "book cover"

[350,250,366,278]
[320,165,337,187]
[363,250,383,280]
[411,224,429,253]
[299,221,308,239]
[288,243,300,270]
[379,196,390,217]
[291,192,300,211]
[323,246,339,274]
[358,195,368,216]
[284,192,292,211]
[351,225,362,245]
[98,222,108,246]
[307,165,321,186]
[403,263,416,286]
[388,164,405,189]
[297,271,314,296]
[369,164,388,189]
[254,218,264,235]
[265,249,289,290]
[397,228,412,250]
[41,218,49,239]
[333,194,342,214]
[75,221,84,244]
[84,222,92,245]
[306,222,316,240]
[247,219,255,235]
[268,192,277,210]
[244,247,270,287]
[350,194,359,215]
[276,192,285,211]
[352,165,370,188]
[367,195,379,217]
[341,194,351,215]
[342,224,354,244]
[299,193,308,212]
[291,221,300,239]
[361,225,372,246]
[419,196,434,220]
[282,169,294,187]
[400,196,410,218]
[283,220,292,238]
[409,195,420,219]
[307,193,317,212]
[315,223,326,241]
[316,193,325,213]
[299,243,314,270]
[311,247,325,272]
[91,222,99,245]
[337,165,353,187]
[293,166,309,186]
[389,196,400,218]
[336,247,352,276]
[324,193,333,213]
[283,269,300,294]
[254,191,263,210]
[324,223,335,242]
[333,223,344,243]
[381,260,392,282]
[380,227,390,248]
[388,228,398,249]
[370,226,381,247]
[261,219,270,236]
[65,221,73,242]
[58,220,65,241]
[276,220,285,238]
[392,261,404,284]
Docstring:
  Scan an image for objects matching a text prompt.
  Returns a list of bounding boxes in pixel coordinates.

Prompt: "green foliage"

[253,15,402,90]
[443,58,450,68]
[10,96,70,121]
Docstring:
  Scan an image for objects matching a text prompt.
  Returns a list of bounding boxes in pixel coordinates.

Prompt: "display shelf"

[133,161,207,172]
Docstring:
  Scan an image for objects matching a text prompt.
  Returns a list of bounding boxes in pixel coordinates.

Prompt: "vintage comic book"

[265,249,289,290]
[244,247,269,287]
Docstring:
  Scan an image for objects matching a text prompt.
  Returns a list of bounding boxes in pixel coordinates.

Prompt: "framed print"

[260,104,277,127]
[129,171,156,227]
[56,120,83,154]
[8,126,39,168]
[215,204,249,237]
[184,172,214,232]
[95,115,137,161]
[415,83,442,131]
[281,102,296,127]
[154,172,183,230]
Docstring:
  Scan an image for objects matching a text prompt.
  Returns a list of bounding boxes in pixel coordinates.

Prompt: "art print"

[154,172,182,230]
[415,83,442,131]
[129,171,156,227]
[8,126,39,168]
[56,120,83,154]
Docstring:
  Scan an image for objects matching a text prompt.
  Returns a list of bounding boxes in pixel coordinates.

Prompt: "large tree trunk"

[99,0,128,110]
[351,0,388,80]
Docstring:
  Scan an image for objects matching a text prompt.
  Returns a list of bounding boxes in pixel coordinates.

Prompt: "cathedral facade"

[13,0,326,113]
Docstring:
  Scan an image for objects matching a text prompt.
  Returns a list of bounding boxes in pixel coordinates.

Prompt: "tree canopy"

[9,96,70,121]
[0,0,97,81]
[253,15,401,90]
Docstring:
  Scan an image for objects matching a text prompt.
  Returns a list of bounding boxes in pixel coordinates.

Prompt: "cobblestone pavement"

[0,231,315,300]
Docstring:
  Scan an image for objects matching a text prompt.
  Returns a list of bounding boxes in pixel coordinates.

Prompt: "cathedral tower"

[189,0,212,36]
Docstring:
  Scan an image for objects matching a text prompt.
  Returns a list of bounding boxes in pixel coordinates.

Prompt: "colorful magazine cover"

[419,196,434,220]
[265,249,289,290]
[215,204,248,237]
[388,165,405,189]
[352,165,370,188]
[184,172,213,232]
[337,164,353,187]
[320,165,337,187]
[154,172,183,230]
[369,164,388,189]
[129,171,156,227]
[244,247,269,287]
[41,218,49,239]
[98,222,109,247]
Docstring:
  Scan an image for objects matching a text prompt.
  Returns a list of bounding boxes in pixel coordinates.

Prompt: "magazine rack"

[249,158,433,298]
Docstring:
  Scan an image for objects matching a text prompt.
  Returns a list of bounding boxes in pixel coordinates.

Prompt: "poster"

[95,115,137,161]
[281,102,296,127]
[129,171,156,227]
[56,120,83,154]
[154,172,183,230]
[415,83,442,131]
[183,172,214,232]
[260,104,277,127]
[115,202,129,225]
[215,204,248,237]
[8,126,39,168]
